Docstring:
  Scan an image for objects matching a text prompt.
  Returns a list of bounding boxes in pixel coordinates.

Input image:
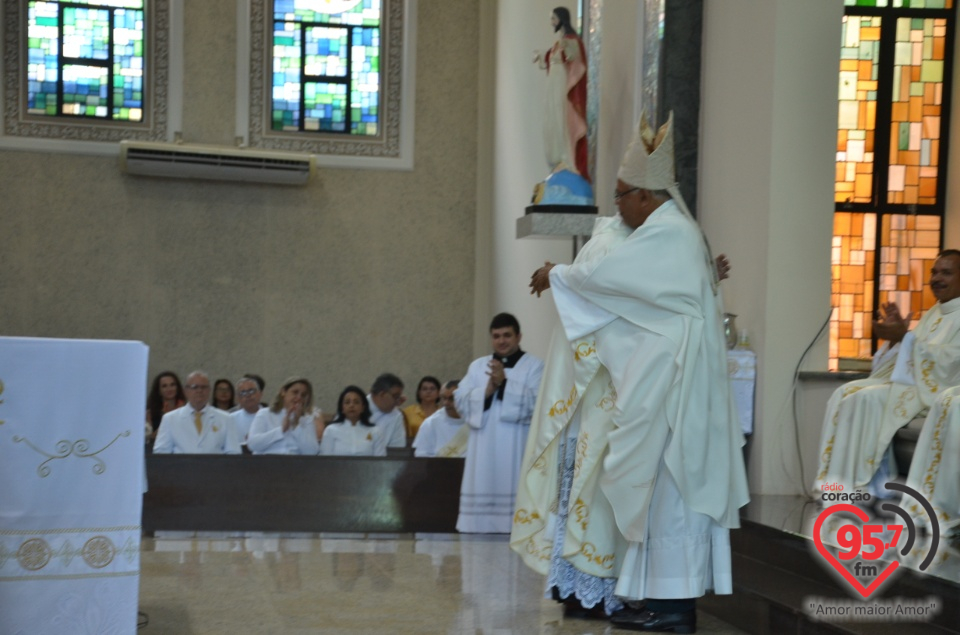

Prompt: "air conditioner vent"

[119,141,315,185]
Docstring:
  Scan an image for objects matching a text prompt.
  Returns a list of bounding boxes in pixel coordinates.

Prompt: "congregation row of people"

[145,370,468,459]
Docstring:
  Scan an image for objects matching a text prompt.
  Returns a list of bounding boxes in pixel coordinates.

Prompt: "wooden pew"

[142,454,464,534]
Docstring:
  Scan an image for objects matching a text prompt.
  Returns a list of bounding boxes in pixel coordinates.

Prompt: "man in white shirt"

[414,380,467,457]
[230,376,265,447]
[368,373,407,450]
[153,370,241,454]
[455,313,544,533]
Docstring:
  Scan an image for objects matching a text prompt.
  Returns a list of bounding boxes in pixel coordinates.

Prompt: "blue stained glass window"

[27,0,146,122]
[271,0,381,135]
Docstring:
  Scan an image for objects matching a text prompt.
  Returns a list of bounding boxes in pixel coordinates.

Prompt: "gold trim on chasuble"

[816,384,865,481]
[921,360,940,393]
[578,542,615,570]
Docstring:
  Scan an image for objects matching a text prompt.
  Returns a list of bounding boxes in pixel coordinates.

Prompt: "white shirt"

[368,395,407,448]
[319,420,384,456]
[230,406,264,443]
[413,410,466,457]
[153,405,241,454]
[247,408,321,455]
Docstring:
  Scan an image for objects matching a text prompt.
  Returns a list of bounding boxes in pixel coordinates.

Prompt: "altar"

[0,337,148,634]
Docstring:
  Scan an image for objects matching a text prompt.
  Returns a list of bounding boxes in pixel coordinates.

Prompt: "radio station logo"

[812,482,940,600]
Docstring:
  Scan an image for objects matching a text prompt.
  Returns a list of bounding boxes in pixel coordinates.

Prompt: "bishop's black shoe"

[609,608,696,633]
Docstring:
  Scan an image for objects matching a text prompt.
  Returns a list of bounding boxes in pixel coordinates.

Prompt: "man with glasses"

[153,370,241,454]
[368,373,407,450]
[230,376,265,448]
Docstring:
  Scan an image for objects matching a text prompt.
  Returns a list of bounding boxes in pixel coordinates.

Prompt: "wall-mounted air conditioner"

[119,141,315,186]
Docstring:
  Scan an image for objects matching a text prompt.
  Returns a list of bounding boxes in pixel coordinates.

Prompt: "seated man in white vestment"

[413,380,468,457]
[524,113,749,632]
[367,373,408,450]
[230,375,265,447]
[153,370,241,454]
[904,384,960,535]
[455,313,545,533]
[815,250,960,499]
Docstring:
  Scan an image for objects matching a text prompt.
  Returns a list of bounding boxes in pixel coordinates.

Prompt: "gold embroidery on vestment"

[513,509,541,525]
[893,390,916,419]
[921,360,939,393]
[573,497,589,531]
[596,381,617,412]
[574,341,596,361]
[921,394,951,499]
[549,386,578,417]
[579,542,615,570]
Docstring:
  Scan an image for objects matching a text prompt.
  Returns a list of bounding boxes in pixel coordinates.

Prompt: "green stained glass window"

[272,0,381,135]
[27,0,146,122]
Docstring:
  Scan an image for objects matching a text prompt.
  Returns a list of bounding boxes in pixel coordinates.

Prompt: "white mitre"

[619,111,720,291]
[617,111,677,190]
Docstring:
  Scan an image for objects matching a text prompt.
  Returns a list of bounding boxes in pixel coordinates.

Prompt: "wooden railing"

[142,454,464,534]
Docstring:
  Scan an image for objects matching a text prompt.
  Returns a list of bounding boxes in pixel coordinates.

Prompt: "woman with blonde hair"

[247,377,324,454]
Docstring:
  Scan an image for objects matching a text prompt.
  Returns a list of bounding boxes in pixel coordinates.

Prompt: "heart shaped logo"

[813,503,899,599]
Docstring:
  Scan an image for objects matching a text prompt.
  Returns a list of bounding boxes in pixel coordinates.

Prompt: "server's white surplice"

[0,337,148,635]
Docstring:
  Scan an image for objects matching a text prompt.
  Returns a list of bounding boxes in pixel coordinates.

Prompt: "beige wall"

[701,0,843,494]
[0,0,481,410]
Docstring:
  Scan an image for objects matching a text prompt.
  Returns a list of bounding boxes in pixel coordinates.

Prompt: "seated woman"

[402,376,441,443]
[212,378,236,411]
[146,371,186,447]
[320,385,385,456]
[247,377,324,455]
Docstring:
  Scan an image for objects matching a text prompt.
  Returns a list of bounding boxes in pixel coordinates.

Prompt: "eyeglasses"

[614,187,640,202]
[238,388,258,397]
[185,384,210,391]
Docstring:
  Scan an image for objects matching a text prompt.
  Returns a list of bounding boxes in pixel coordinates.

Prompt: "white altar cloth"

[0,336,148,635]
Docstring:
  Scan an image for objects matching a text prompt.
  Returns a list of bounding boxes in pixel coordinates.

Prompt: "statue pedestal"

[516,211,598,239]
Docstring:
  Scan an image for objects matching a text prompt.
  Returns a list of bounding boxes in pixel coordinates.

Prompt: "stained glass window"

[836,16,880,204]
[845,0,954,7]
[887,17,947,205]
[830,3,954,370]
[272,0,381,136]
[831,212,877,361]
[27,0,146,122]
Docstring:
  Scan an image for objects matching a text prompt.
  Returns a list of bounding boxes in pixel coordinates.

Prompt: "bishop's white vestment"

[815,296,960,493]
[513,200,749,600]
[455,351,544,533]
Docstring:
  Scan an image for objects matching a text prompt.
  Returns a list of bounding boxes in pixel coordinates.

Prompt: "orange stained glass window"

[831,212,877,369]
[844,1,954,7]
[836,16,882,204]
[887,18,948,204]
[877,214,940,323]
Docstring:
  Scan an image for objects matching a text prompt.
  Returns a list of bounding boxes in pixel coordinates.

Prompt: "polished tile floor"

[139,532,748,634]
